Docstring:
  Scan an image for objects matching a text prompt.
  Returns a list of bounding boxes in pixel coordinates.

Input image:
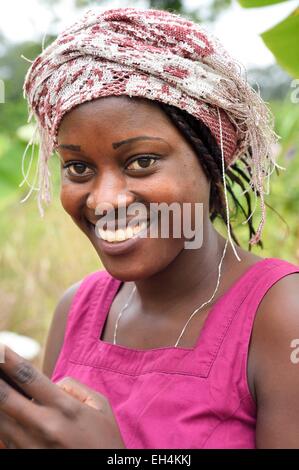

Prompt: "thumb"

[56,376,108,411]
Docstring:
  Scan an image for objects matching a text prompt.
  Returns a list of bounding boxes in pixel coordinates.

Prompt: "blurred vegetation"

[0,0,298,354]
[238,0,299,77]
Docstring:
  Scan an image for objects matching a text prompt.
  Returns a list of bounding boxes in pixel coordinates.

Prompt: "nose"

[86,172,135,214]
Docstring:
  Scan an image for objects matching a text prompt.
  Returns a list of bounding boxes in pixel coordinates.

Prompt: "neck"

[133,221,229,313]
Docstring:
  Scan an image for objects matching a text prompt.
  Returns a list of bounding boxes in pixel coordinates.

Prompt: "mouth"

[96,220,149,243]
[86,218,153,256]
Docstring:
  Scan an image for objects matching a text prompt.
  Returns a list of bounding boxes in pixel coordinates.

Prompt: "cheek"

[180,160,210,208]
[60,183,85,217]
[148,160,209,205]
[151,161,209,234]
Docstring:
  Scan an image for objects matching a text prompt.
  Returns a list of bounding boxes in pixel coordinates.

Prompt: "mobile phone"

[0,369,32,399]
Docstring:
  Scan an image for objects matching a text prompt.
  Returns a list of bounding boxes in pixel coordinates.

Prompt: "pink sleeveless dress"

[51,257,299,449]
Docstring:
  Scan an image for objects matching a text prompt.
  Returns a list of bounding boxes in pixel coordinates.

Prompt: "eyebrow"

[57,144,82,152]
[112,136,169,150]
[57,136,170,153]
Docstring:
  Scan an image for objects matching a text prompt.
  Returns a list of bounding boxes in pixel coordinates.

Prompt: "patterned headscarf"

[23,7,278,246]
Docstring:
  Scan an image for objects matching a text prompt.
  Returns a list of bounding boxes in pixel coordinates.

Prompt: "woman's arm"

[249,273,299,448]
[42,281,82,378]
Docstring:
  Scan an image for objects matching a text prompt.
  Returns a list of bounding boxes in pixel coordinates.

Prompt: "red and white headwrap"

[23,7,278,247]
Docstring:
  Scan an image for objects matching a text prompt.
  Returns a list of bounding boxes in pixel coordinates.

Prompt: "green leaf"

[261,8,299,77]
[238,0,290,7]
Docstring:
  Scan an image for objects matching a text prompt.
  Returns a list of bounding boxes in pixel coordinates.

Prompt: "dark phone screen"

[0,369,32,399]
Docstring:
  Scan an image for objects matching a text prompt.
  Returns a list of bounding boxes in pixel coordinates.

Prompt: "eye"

[126,156,157,171]
[63,162,94,178]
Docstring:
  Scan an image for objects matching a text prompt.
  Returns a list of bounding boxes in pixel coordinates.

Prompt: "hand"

[0,345,125,449]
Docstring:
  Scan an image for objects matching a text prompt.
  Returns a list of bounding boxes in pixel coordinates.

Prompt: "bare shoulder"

[248,270,299,448]
[42,280,82,378]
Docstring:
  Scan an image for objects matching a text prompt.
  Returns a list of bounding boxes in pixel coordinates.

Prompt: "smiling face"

[57,96,211,281]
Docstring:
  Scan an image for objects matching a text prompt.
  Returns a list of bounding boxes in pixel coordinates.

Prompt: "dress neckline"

[96,257,271,354]
[68,257,292,377]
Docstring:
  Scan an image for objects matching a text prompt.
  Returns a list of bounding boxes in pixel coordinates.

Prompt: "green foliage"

[0,40,47,208]
[149,0,183,9]
[262,8,299,77]
[239,0,289,7]
[0,41,44,135]
[238,0,299,78]
[0,135,24,207]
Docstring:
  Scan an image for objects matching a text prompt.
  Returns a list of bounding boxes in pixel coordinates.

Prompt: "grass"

[0,187,100,364]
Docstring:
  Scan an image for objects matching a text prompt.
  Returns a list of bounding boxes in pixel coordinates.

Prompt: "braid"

[157,102,262,250]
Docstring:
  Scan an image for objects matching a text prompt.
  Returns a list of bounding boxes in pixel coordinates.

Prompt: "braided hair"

[157,102,262,250]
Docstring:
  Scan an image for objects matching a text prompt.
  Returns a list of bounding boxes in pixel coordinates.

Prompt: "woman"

[0,7,299,449]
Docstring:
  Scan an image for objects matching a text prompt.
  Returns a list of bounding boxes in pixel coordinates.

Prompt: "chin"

[93,239,183,282]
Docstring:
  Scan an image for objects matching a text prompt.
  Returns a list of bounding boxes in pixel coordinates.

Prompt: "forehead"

[57,96,173,141]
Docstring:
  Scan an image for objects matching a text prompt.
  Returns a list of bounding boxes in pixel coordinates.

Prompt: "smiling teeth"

[99,222,147,243]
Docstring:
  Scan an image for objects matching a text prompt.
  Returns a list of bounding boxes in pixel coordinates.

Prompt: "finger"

[0,378,43,428]
[0,409,32,449]
[57,377,107,410]
[0,344,64,407]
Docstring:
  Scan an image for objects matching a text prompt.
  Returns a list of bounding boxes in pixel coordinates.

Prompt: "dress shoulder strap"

[51,269,116,380]
[203,257,299,404]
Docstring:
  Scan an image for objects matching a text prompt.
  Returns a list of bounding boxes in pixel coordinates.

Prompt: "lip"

[88,219,153,256]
